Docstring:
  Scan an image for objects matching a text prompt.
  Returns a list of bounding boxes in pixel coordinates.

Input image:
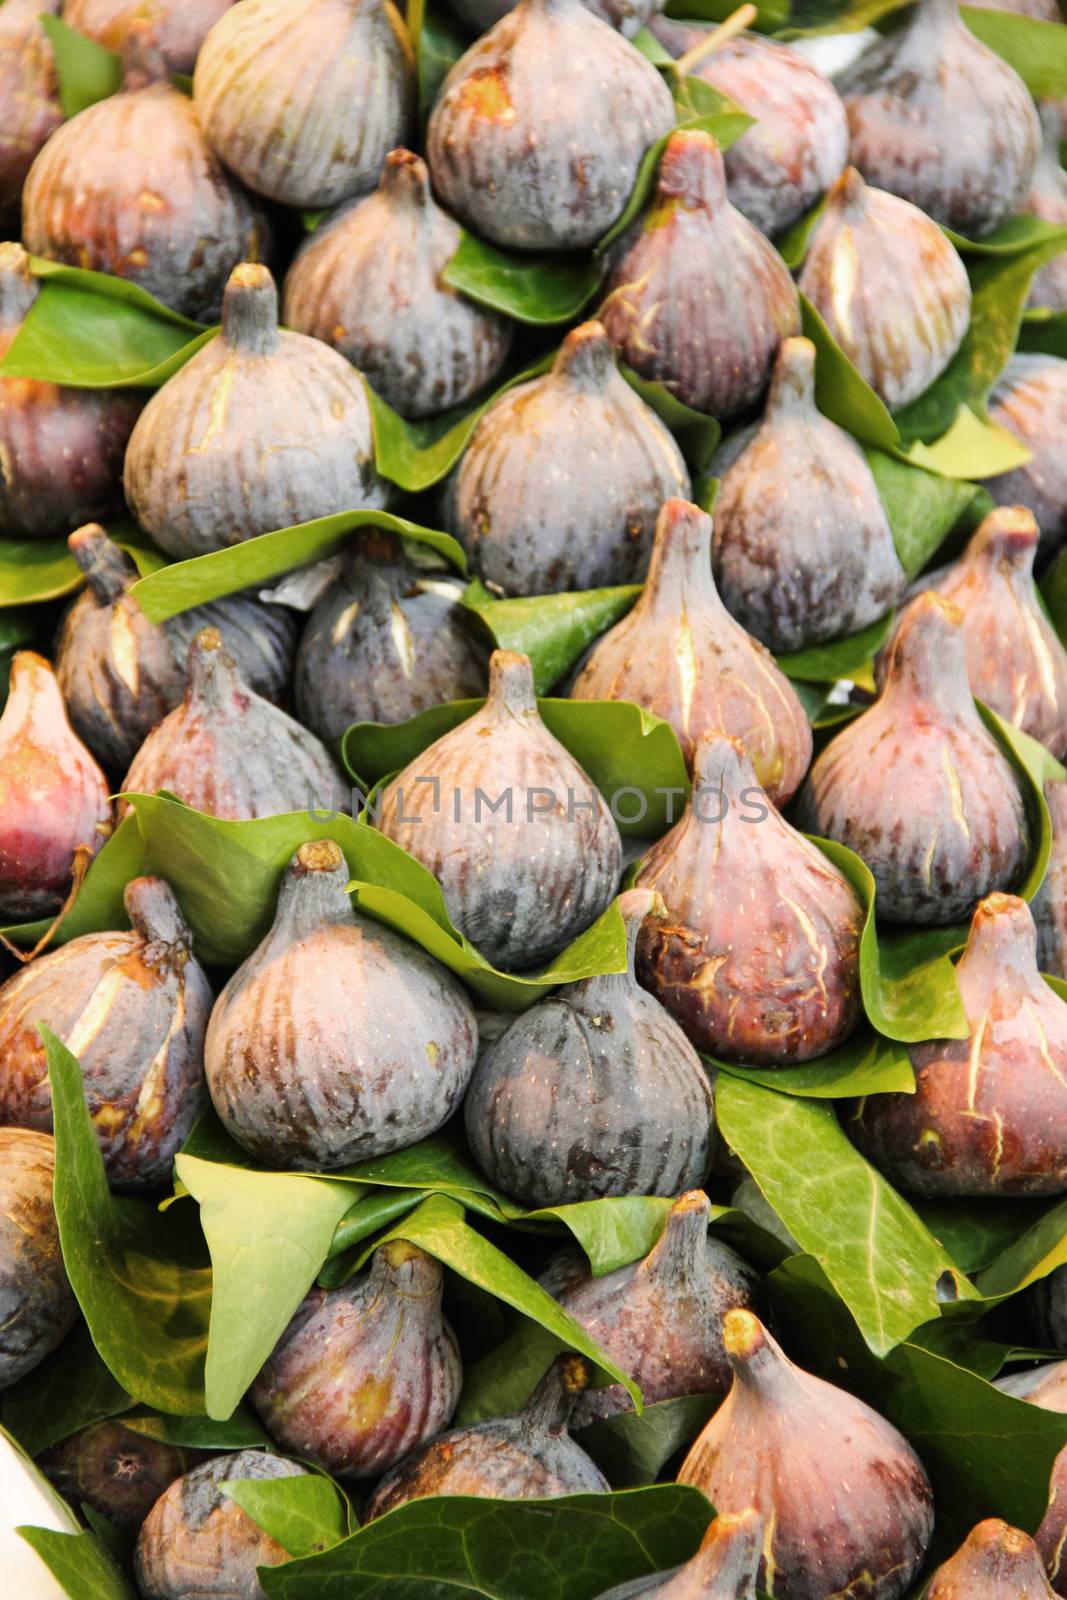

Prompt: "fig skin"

[0,0,62,235]
[194,0,416,210]
[124,263,385,561]
[464,891,715,1207]
[426,0,675,252]
[0,650,112,920]
[635,734,863,1064]
[986,355,1067,554]
[377,650,622,971]
[995,1359,1067,1410]
[38,1421,210,1533]
[283,149,511,420]
[1027,105,1067,312]
[837,0,1040,238]
[204,839,478,1169]
[710,337,906,651]
[63,0,236,75]
[365,1354,610,1519]
[0,1128,77,1390]
[926,1519,1057,1598]
[599,130,800,420]
[1037,1444,1067,1595]
[797,166,972,412]
[795,592,1030,925]
[1033,780,1067,979]
[595,1509,763,1600]
[251,1241,462,1479]
[678,1311,934,1600]
[0,876,211,1191]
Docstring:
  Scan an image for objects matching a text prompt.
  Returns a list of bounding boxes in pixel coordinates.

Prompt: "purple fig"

[595,1509,763,1599]
[0,1128,76,1389]
[1037,1444,1067,1595]
[996,1359,1067,1410]
[926,1519,1057,1597]
[986,355,1067,554]
[63,0,237,75]
[39,1421,210,1532]
[0,0,62,234]
[1033,780,1067,979]
[1028,106,1067,311]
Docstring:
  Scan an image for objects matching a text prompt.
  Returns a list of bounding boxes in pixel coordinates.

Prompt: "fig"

[1037,1444,1067,1595]
[677,1311,934,1600]
[194,0,416,209]
[599,130,800,419]
[595,1510,763,1600]
[56,523,298,773]
[444,323,689,595]
[0,0,62,235]
[282,149,511,420]
[1033,780,1067,978]
[0,876,211,1190]
[426,0,675,251]
[121,629,348,822]
[204,839,478,1168]
[63,0,236,73]
[795,592,1030,925]
[376,650,622,970]
[837,0,1040,238]
[796,166,972,411]
[21,32,270,322]
[570,498,812,797]
[634,733,862,1062]
[365,1354,609,1519]
[464,892,715,1207]
[1027,106,1067,311]
[251,1240,461,1478]
[0,651,112,920]
[124,262,385,561]
[0,243,142,540]
[996,1359,1067,1410]
[38,1420,209,1532]
[0,1128,76,1390]
[986,355,1067,554]
[450,0,663,38]
[925,1519,1057,1598]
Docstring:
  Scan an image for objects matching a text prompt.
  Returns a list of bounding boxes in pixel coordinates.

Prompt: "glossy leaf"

[911,1196,1057,1276]
[713,1029,916,1100]
[442,234,604,326]
[799,293,900,452]
[776,613,894,686]
[961,5,1067,97]
[222,1475,352,1557]
[15,1525,135,1600]
[39,15,121,117]
[865,449,991,579]
[0,521,166,609]
[976,1195,1067,1299]
[620,365,722,473]
[460,579,641,694]
[121,1407,269,1451]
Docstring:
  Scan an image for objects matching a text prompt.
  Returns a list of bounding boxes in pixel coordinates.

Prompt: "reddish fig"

[1033,780,1067,979]
[1037,1444,1067,1595]
[987,355,1067,554]
[926,1519,1056,1598]
[63,0,236,75]
[0,0,62,234]
[996,1359,1067,1410]
[595,1510,763,1599]
[0,1129,76,1389]
[1027,106,1067,311]
[39,1421,210,1532]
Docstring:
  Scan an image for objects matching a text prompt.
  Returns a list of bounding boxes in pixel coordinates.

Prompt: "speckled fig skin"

[124,263,385,561]
[0,1129,76,1389]
[365,1355,609,1519]
[0,245,142,540]
[427,0,675,251]
[283,150,511,420]
[926,1519,1057,1598]
[205,839,478,1168]
[986,355,1067,554]
[0,651,112,919]
[0,876,211,1190]
[251,1241,462,1479]
[1027,106,1067,311]
[194,0,415,209]
[795,593,1030,925]
[377,651,622,971]
[135,1450,309,1600]
[0,0,62,234]
[1034,782,1067,980]
[571,499,812,799]
[599,130,800,419]
[997,1359,1067,1410]
[444,324,689,595]
[595,1509,764,1600]
[121,629,348,822]
[837,0,1039,238]
[797,167,971,411]
[63,0,236,75]
[1037,1444,1067,1594]
[38,1421,210,1532]
[451,0,663,38]
[678,1311,934,1600]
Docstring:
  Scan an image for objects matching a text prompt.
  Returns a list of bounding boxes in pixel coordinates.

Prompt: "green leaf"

[39,16,121,117]
[523,1197,674,1277]
[0,521,166,609]
[0,1322,131,1455]
[962,5,1067,97]
[1020,306,1067,358]
[15,1525,136,1600]
[776,197,825,270]
[978,704,1058,904]
[865,449,990,579]
[222,1475,352,1558]
[0,813,149,953]
[620,366,722,474]
[1042,545,1067,648]
[415,0,467,123]
[799,293,900,452]
[460,579,640,693]
[577,1395,719,1488]
[776,613,894,686]
[900,403,1033,478]
[911,1195,1057,1276]
[943,212,1067,258]
[120,1407,269,1451]
[975,1195,1067,1299]
[442,233,604,326]
[712,1029,916,1100]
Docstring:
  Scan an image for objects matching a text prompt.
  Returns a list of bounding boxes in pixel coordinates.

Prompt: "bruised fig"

[63,0,236,75]
[678,1311,934,1600]
[996,1359,1067,1410]
[205,840,478,1168]
[595,1510,764,1599]
[0,876,211,1189]
[986,355,1067,554]
[124,263,385,560]
[0,651,111,919]
[251,1241,461,1478]
[1027,107,1067,311]
[426,0,674,251]
[797,167,971,410]
[38,1421,209,1532]
[365,1354,609,1519]
[0,1129,76,1389]
[283,150,511,419]
[464,892,715,1207]
[795,593,1030,924]
[1033,780,1067,978]
[1037,1444,1067,1594]
[926,1520,1056,1598]
[0,0,62,234]
[121,629,348,821]
[599,130,800,419]
[377,651,622,970]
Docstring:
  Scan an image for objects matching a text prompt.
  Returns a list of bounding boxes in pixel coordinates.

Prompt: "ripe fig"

[204,839,478,1168]
[0,876,211,1190]
[0,0,62,235]
[570,498,813,798]
[251,1241,461,1478]
[121,629,348,822]
[376,650,622,970]
[283,149,511,420]
[450,0,664,37]
[194,0,416,209]
[986,355,1067,554]
[837,0,1040,238]
[124,263,385,560]
[426,0,675,251]
[797,167,971,411]
[925,1519,1057,1598]
[677,1311,934,1600]
[599,130,800,419]
[365,1354,609,1519]
[995,1359,1067,1410]
[595,1509,763,1599]
[1037,1443,1067,1595]
[1033,780,1067,978]
[63,0,236,73]
[1027,106,1067,311]
[0,1129,76,1390]
[635,733,863,1063]
[0,651,112,920]
[444,322,688,595]
[795,592,1030,924]
[38,1421,209,1532]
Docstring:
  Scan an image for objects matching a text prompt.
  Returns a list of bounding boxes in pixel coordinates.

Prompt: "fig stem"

[675,3,757,76]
